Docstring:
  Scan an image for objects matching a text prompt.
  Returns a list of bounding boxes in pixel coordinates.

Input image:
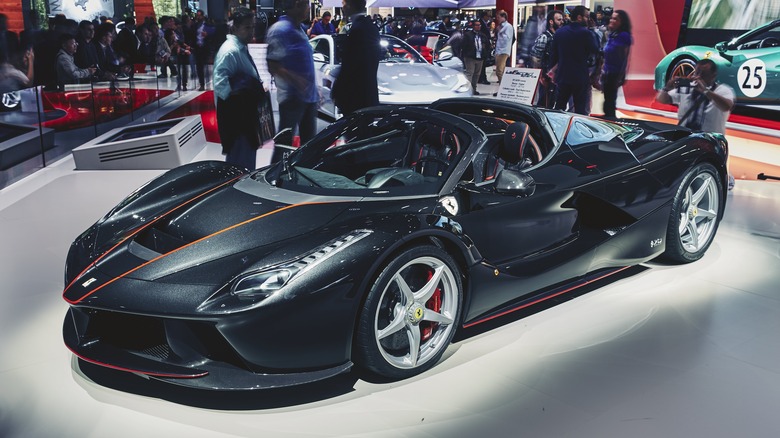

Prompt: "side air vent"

[564,192,637,230]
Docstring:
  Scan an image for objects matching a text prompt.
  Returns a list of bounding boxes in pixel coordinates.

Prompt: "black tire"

[663,163,723,263]
[354,245,462,380]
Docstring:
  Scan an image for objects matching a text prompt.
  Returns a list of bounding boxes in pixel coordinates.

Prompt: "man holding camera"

[656,59,735,134]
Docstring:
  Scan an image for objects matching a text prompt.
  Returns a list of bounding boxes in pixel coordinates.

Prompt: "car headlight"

[452,74,471,93]
[378,85,393,95]
[231,229,372,298]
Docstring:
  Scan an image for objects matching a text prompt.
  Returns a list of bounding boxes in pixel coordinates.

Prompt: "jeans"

[225,134,257,171]
[601,72,622,118]
[278,100,318,145]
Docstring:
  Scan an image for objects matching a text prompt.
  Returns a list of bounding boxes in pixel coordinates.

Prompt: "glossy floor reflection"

[1,145,780,437]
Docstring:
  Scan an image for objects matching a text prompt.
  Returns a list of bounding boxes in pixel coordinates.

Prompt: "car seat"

[410,124,460,179]
[483,122,533,181]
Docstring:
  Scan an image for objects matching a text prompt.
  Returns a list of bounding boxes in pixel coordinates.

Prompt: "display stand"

[71,115,206,170]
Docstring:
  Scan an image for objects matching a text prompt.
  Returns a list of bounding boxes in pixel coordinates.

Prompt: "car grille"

[82,308,248,370]
[138,343,173,361]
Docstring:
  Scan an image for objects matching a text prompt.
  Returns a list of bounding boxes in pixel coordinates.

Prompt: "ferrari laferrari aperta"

[63,98,728,390]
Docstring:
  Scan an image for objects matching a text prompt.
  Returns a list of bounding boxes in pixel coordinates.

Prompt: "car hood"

[89,178,355,282]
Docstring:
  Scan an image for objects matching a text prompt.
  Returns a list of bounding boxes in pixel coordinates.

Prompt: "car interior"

[271,109,551,192]
[456,113,546,184]
[734,26,780,49]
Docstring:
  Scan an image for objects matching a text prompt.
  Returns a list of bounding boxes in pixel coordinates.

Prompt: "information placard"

[495,68,541,105]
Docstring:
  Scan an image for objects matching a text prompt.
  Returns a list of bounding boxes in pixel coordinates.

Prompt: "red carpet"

[159,91,220,143]
[622,79,780,131]
[40,88,174,131]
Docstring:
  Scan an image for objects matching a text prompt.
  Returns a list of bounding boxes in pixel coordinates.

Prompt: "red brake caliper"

[421,270,442,342]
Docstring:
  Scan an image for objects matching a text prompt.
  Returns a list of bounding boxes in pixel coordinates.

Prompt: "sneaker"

[198,85,205,91]
[473,90,480,95]
[492,92,498,97]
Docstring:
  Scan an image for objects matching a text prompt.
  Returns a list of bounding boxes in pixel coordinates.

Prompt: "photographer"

[656,59,734,134]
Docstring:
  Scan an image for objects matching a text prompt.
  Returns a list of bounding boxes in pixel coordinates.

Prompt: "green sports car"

[655,19,780,105]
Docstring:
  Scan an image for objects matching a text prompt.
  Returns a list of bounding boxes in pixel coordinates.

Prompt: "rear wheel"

[355,246,462,380]
[663,163,722,263]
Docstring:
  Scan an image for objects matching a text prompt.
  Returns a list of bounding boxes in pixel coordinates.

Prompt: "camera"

[675,77,692,87]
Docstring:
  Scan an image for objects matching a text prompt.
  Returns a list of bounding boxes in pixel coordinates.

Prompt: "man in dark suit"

[461,20,491,95]
[75,20,99,71]
[549,6,600,115]
[93,22,129,79]
[133,25,157,66]
[331,0,381,116]
[477,11,492,84]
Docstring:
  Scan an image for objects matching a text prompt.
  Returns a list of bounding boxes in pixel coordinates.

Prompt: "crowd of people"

[1,4,735,172]
[516,5,634,117]
[0,10,224,94]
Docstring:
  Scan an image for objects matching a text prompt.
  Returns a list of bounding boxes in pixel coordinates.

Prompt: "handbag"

[257,88,275,143]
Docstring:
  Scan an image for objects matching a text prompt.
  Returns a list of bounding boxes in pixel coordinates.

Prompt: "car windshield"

[264,109,469,196]
[331,35,427,65]
[730,21,780,49]
[543,112,572,144]
[379,36,427,64]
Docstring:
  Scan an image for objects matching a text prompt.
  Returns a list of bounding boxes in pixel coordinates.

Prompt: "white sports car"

[309,34,472,118]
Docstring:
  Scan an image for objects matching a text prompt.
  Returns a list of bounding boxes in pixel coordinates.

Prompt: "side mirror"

[313,53,327,63]
[714,41,733,61]
[437,51,454,61]
[495,169,535,197]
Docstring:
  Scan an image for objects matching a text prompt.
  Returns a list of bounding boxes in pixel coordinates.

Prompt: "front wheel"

[355,246,462,380]
[663,163,723,263]
[667,58,696,84]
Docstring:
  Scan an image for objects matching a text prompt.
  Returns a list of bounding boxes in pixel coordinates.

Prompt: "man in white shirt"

[493,10,514,96]
[656,59,735,134]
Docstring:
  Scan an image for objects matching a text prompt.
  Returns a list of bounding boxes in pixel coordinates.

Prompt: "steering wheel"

[759,37,780,48]
[415,156,450,174]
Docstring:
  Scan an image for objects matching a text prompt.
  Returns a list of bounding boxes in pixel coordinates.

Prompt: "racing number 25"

[741,64,764,89]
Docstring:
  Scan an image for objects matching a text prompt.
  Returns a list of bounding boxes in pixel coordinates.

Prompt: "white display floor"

[1,142,780,437]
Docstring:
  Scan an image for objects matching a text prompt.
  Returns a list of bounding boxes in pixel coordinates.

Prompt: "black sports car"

[63,98,728,390]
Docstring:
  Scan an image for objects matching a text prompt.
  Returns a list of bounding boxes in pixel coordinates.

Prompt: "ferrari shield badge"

[440,196,458,216]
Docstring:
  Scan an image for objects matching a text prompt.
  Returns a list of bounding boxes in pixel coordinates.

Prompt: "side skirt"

[462,266,632,329]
